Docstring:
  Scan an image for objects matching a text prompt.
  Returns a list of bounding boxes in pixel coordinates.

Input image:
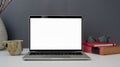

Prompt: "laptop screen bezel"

[29,16,83,51]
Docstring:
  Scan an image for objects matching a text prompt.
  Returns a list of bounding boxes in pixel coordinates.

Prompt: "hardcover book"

[92,46,120,55]
[82,41,116,53]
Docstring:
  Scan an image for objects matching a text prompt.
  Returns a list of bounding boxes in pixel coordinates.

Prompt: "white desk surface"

[0,48,120,67]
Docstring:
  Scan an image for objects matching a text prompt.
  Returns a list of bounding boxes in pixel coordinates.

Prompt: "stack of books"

[82,41,120,55]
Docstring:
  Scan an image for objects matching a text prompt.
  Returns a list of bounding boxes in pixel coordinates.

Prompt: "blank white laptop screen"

[30,17,82,50]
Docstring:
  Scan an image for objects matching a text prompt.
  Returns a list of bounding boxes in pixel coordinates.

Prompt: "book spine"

[82,45,92,53]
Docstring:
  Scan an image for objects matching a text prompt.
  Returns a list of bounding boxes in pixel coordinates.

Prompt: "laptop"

[23,16,90,61]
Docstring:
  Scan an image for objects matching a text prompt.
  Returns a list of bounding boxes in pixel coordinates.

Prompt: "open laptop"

[23,16,90,61]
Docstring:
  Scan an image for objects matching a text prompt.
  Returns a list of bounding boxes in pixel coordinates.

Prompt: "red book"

[82,41,116,53]
[83,41,116,47]
[82,45,92,53]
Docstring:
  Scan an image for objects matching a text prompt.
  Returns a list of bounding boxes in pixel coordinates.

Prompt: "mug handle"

[2,41,8,49]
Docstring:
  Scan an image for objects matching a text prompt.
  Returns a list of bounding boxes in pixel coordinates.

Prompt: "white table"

[0,49,120,67]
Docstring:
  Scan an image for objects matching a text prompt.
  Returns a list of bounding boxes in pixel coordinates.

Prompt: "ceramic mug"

[2,40,23,56]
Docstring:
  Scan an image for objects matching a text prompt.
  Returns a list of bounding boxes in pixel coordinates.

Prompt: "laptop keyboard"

[29,52,82,55]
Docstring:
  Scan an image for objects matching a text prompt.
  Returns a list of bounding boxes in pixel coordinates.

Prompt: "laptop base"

[23,52,90,61]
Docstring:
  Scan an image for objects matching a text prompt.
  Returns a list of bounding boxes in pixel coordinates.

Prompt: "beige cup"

[2,40,23,56]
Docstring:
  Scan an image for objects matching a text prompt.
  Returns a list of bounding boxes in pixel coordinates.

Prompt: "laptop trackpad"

[42,55,71,58]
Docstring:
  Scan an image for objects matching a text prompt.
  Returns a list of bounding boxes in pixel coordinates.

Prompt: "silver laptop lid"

[29,16,82,51]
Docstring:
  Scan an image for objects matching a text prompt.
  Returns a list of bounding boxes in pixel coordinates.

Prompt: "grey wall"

[1,0,120,48]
